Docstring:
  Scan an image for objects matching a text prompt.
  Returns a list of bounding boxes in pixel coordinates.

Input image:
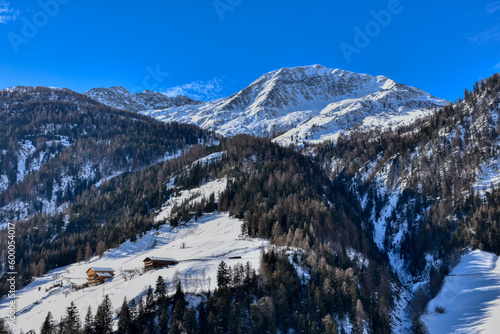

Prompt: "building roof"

[86,267,115,273]
[97,273,113,278]
[143,256,177,262]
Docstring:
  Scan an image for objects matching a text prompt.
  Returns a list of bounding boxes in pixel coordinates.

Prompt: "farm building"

[86,267,115,285]
[143,256,178,271]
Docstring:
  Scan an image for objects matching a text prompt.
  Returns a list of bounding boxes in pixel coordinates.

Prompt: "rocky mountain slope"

[84,86,201,112]
[128,65,448,145]
[313,73,500,331]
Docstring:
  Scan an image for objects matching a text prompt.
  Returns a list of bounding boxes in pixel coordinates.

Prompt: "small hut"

[143,256,178,271]
[86,267,115,285]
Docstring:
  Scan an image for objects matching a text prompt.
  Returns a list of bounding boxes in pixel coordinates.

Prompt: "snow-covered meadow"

[2,212,267,333]
[1,173,267,333]
[422,250,500,334]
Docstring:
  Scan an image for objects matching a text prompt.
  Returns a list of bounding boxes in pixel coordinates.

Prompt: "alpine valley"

[1,65,500,334]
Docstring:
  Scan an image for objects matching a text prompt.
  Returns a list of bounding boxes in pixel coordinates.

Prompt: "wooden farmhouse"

[86,267,115,285]
[143,256,178,271]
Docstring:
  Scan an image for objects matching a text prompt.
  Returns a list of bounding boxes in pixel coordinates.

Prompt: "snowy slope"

[84,86,201,112]
[3,212,266,333]
[0,172,270,333]
[422,250,500,334]
[138,65,448,145]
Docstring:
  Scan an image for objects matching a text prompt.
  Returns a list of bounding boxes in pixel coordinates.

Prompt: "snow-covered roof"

[97,273,113,278]
[87,267,115,273]
[144,256,177,262]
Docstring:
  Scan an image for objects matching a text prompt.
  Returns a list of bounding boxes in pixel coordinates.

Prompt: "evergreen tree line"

[0,87,213,223]
[1,134,393,332]
[36,251,387,334]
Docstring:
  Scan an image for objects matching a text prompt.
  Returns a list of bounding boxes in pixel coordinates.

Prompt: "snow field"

[1,212,267,333]
[422,250,500,334]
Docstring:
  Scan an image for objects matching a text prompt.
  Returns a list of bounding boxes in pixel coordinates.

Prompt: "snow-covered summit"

[138,65,448,144]
[84,86,202,112]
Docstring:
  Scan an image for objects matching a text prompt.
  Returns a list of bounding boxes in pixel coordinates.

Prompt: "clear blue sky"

[0,0,499,101]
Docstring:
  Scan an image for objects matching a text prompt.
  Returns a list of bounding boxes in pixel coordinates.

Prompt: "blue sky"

[0,0,499,101]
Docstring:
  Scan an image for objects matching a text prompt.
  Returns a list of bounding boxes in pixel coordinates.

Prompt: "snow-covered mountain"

[84,86,201,112]
[135,65,448,145]
[317,73,500,332]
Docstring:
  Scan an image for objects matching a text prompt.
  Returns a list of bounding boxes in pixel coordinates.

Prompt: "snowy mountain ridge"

[122,65,449,145]
[84,86,202,112]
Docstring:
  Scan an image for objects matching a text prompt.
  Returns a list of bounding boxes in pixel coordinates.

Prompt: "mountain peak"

[108,86,131,96]
[139,66,448,143]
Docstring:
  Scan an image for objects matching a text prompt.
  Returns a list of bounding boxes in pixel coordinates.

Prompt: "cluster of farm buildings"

[85,257,177,285]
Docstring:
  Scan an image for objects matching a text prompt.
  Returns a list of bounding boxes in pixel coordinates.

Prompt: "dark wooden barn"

[143,256,178,271]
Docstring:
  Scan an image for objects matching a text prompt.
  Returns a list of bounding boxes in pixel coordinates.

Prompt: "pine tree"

[40,311,56,334]
[59,301,82,334]
[94,295,113,334]
[158,310,170,334]
[117,297,135,334]
[155,275,166,300]
[216,261,230,289]
[82,306,94,334]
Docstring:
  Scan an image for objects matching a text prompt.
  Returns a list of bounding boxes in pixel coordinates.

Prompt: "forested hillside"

[313,73,500,330]
[1,135,394,333]
[0,86,213,226]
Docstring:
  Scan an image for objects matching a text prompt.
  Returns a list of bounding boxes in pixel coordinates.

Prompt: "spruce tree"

[59,301,82,334]
[144,286,156,334]
[82,306,95,334]
[216,261,230,289]
[40,311,56,334]
[117,297,135,334]
[158,310,170,334]
[94,295,113,334]
[155,275,166,300]
[183,306,197,334]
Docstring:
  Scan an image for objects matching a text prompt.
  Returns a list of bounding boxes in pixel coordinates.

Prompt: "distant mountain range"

[84,86,202,113]
[85,65,449,145]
